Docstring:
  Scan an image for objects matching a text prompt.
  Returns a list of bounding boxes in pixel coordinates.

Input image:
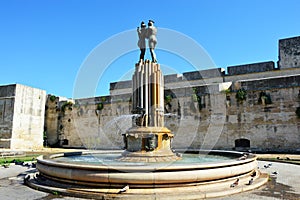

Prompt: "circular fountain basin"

[37,150,255,186]
[26,150,268,199]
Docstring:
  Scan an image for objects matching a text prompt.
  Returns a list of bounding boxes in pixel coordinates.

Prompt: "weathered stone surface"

[227,61,275,75]
[0,84,46,149]
[183,68,225,80]
[279,36,300,69]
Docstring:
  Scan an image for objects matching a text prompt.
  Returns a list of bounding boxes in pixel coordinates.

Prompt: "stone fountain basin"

[37,150,257,187]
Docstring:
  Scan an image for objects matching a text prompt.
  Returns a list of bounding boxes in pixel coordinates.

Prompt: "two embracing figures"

[137,20,157,63]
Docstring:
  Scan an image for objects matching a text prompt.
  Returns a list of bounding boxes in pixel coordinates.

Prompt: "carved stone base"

[120,126,180,162]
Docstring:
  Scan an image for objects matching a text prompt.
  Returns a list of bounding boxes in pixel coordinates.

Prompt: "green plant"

[101,96,107,102]
[235,88,247,103]
[96,103,104,111]
[164,95,172,105]
[221,89,231,95]
[196,95,202,110]
[43,131,48,146]
[258,92,272,105]
[268,177,272,182]
[192,94,198,102]
[296,107,300,118]
[61,101,73,112]
[0,155,40,165]
[52,191,60,195]
[49,95,56,102]
[192,87,202,110]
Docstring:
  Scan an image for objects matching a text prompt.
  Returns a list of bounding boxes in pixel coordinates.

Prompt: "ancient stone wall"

[0,84,46,149]
[52,73,300,152]
[46,56,300,152]
[227,61,275,75]
[156,78,300,152]
[44,95,60,146]
[10,84,46,149]
[0,85,15,148]
[224,67,300,83]
[278,36,300,69]
[222,78,300,152]
[3,35,299,151]
[110,80,132,95]
[47,96,132,149]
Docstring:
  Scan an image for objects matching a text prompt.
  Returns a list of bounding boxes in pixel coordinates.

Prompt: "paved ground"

[0,161,299,200]
[0,164,85,200]
[214,161,300,200]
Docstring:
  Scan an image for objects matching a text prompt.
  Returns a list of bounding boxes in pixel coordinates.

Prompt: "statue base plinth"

[120,127,181,162]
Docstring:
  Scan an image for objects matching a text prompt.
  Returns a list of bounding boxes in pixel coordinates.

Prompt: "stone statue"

[137,20,157,63]
[137,21,147,62]
[146,20,157,63]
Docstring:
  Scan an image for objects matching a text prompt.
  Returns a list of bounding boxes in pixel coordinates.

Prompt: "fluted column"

[132,61,164,127]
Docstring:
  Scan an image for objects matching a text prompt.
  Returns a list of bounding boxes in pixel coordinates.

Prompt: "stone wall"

[2,35,300,151]
[110,80,132,96]
[182,68,225,80]
[46,33,300,152]
[50,73,300,152]
[224,67,300,83]
[227,61,275,75]
[0,84,46,149]
[278,36,300,69]
[10,84,46,149]
[45,95,131,149]
[0,85,15,148]
[44,95,59,146]
[159,79,300,152]
[222,77,300,152]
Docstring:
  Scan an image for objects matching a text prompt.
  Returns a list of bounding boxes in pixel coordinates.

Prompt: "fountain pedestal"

[121,61,179,162]
[121,127,179,162]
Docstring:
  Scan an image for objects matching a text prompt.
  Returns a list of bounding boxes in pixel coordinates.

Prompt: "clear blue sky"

[1,0,299,98]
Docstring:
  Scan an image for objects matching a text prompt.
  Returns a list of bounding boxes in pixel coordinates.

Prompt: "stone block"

[0,84,16,97]
[240,74,300,91]
[110,80,132,90]
[183,68,225,80]
[227,61,275,75]
[164,74,183,83]
[0,84,46,149]
[278,36,300,69]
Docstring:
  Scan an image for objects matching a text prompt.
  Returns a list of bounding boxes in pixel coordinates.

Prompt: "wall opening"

[235,138,250,151]
[62,139,69,145]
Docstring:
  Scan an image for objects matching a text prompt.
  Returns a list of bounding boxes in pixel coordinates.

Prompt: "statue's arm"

[153,27,157,35]
[137,27,141,37]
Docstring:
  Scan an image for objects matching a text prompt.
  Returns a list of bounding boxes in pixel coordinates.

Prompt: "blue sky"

[0,0,299,98]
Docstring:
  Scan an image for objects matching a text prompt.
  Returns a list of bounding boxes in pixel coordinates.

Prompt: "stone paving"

[0,164,85,200]
[214,161,300,200]
[0,161,299,200]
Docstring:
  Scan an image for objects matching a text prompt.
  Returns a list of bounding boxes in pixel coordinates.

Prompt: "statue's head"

[148,20,155,26]
[141,21,146,28]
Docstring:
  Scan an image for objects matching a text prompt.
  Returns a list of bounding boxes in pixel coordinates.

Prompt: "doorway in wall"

[235,138,250,151]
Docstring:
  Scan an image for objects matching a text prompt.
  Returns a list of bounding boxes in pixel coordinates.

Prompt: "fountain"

[25,22,268,199]
[120,60,179,162]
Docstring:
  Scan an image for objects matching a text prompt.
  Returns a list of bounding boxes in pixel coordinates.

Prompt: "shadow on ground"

[254,176,300,200]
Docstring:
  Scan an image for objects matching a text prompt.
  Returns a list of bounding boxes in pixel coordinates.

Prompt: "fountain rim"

[37,149,256,172]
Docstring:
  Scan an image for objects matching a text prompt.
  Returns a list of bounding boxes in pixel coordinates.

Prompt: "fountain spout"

[132,106,147,127]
